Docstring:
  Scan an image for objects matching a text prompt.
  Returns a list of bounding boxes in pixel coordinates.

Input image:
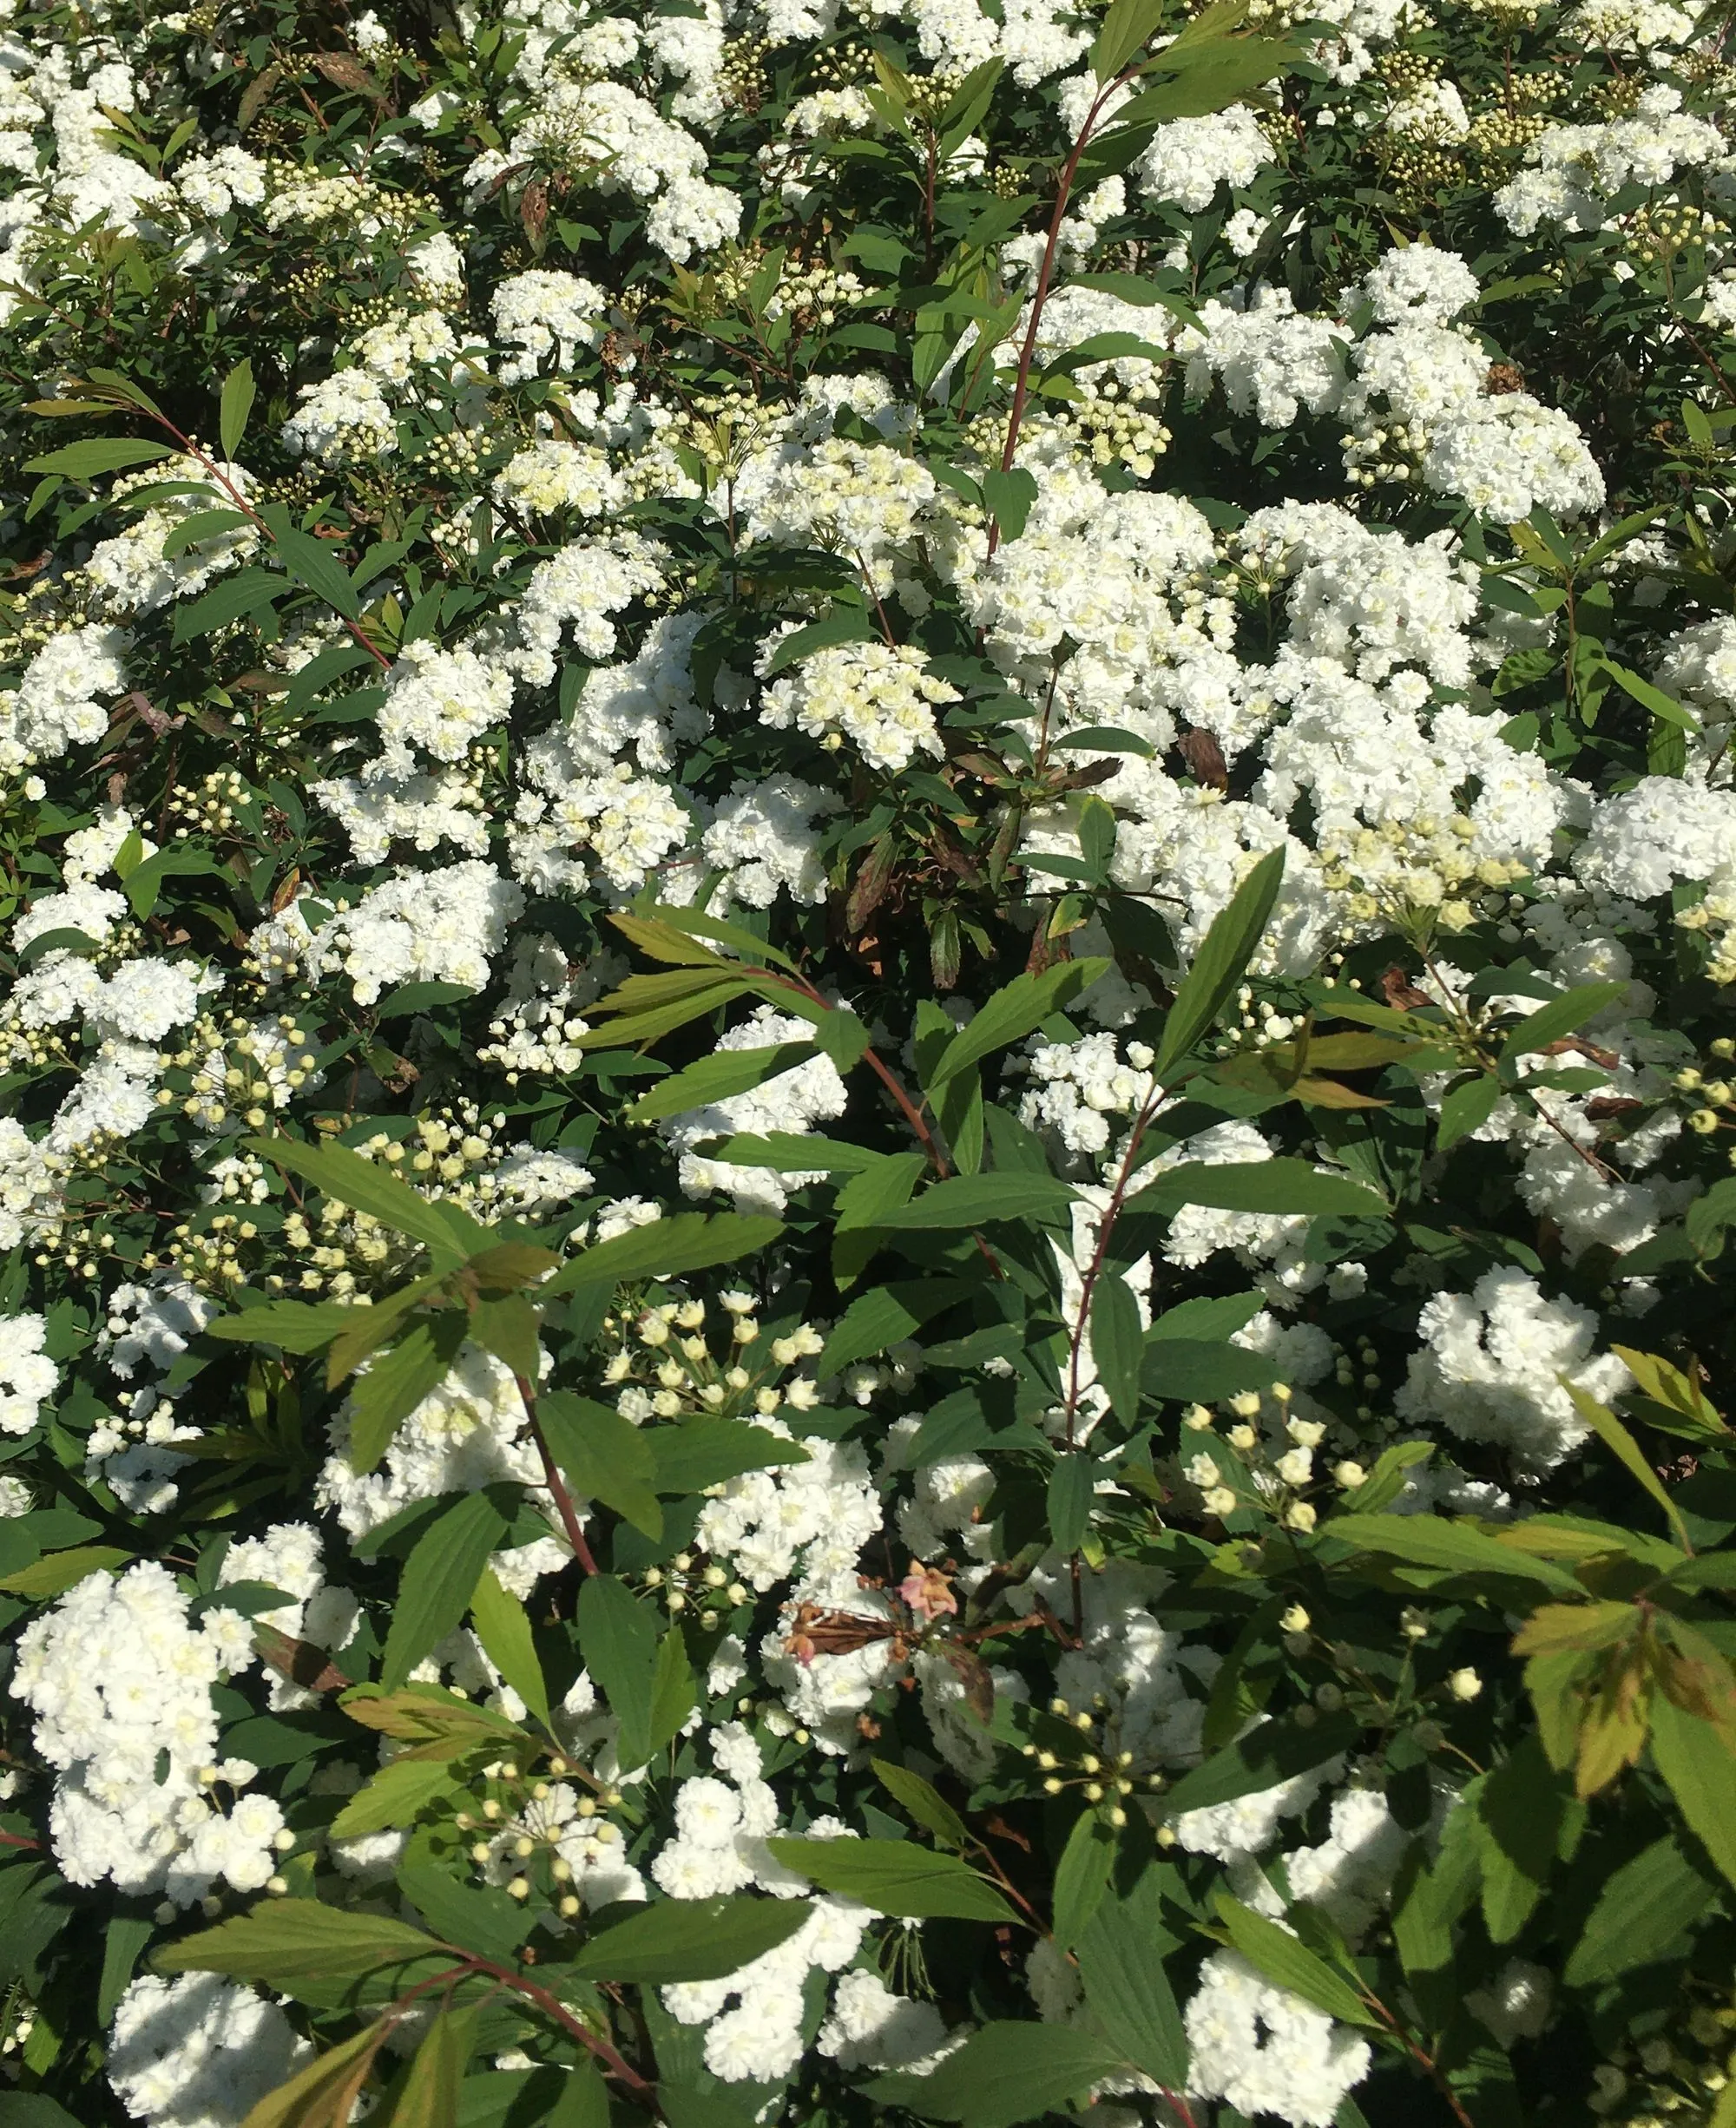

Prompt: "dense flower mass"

[0,0,1734,2122]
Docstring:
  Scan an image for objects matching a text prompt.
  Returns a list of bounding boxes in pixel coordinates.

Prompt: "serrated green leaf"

[762,1838,1016,1921]
[871,1760,968,1849]
[470,1565,551,1731]
[1154,847,1286,1080]
[537,1392,662,1540]
[569,1896,812,1983]
[380,1491,513,1691]
[220,358,255,460]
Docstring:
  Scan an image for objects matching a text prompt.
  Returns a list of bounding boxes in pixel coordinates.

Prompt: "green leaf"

[22,437,173,478]
[97,1912,156,2027]
[1132,1156,1390,1221]
[273,523,360,620]
[1332,1513,1582,1592]
[628,1041,817,1124]
[1088,1268,1148,1421]
[391,2004,470,2128]
[926,961,1109,1093]
[621,903,799,974]
[466,1293,542,1382]
[160,507,252,556]
[348,1311,470,1476]
[1140,1337,1279,1404]
[569,1896,812,1983]
[542,1213,781,1296]
[646,1417,806,1495]
[874,1173,1075,1230]
[1437,1074,1503,1153]
[1649,1693,1736,1893]
[577,1573,658,1767]
[329,1755,457,1841]
[380,1491,513,1691]
[1598,658,1700,732]
[982,467,1040,542]
[155,1901,437,1985]
[170,565,285,640]
[1091,0,1167,80]
[1154,847,1286,1080]
[1051,1810,1115,1950]
[1077,1872,1189,2088]
[871,1760,968,1849]
[245,1135,478,1265]
[833,1151,930,1234]
[219,359,256,460]
[545,2062,610,2128]
[1161,1714,1355,1816]
[762,1838,1017,1921]
[537,1392,663,1540]
[1499,982,1628,1062]
[1047,1453,1096,1553]
[397,1866,533,1967]
[1562,1383,1692,1552]
[763,609,878,674]
[1564,1836,1714,1986]
[816,1279,969,1378]
[470,1566,551,1731]
[647,1626,696,1761]
[1213,1895,1378,2025]
[0,1545,132,1598]
[236,2020,386,2128]
[871,2024,1127,2126]
[200,1298,359,1354]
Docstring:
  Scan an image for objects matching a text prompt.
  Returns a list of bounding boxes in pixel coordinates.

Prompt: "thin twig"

[515,1372,600,1576]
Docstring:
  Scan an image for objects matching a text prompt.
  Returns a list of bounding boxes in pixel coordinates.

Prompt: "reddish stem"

[516,1373,600,1576]
[987,71,1129,557]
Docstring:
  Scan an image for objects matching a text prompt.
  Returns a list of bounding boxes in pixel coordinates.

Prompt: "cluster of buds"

[642,1550,750,1628]
[1673,1040,1736,1160]
[605,1289,823,1423]
[1021,1693,1147,1824]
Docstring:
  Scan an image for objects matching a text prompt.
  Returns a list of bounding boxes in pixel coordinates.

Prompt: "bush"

[0,0,1734,2122]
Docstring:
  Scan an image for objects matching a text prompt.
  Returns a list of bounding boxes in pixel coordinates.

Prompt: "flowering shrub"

[2,0,1736,2120]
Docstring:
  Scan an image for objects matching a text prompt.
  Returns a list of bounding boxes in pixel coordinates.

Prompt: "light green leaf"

[470,1565,551,1731]
[1649,1693,1736,1892]
[329,1756,457,1842]
[245,1135,480,1265]
[220,359,255,461]
[1051,1811,1115,1951]
[925,960,1109,1093]
[542,1212,781,1296]
[155,1901,437,1985]
[871,1760,968,1849]
[762,1838,1016,1921]
[1154,846,1286,1080]
[628,1041,817,1124]
[1213,1895,1378,2026]
[22,437,174,478]
[1332,1513,1583,1592]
